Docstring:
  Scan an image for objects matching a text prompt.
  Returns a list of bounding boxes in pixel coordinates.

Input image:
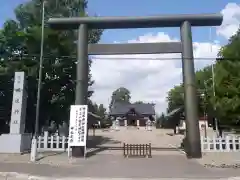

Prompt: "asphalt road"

[0,155,240,179]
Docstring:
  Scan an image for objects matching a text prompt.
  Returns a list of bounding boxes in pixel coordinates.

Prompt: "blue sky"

[0,0,238,44]
[1,0,240,112]
[88,0,235,43]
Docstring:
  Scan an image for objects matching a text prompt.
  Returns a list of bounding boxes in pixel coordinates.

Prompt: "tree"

[97,104,107,118]
[166,85,184,113]
[166,65,214,117]
[109,87,131,109]
[156,113,165,128]
[134,101,144,104]
[212,28,240,125]
[166,27,240,127]
[91,103,106,119]
[0,0,102,133]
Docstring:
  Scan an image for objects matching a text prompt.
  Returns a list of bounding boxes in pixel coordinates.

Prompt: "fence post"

[238,137,240,151]
[126,144,129,158]
[140,144,142,156]
[219,137,222,151]
[43,131,48,149]
[144,144,146,158]
[149,143,151,158]
[206,136,210,151]
[225,136,230,152]
[232,136,236,151]
[130,144,132,156]
[37,136,41,149]
[62,136,66,151]
[200,136,204,152]
[50,135,54,149]
[213,136,217,151]
[56,135,60,149]
[136,144,139,156]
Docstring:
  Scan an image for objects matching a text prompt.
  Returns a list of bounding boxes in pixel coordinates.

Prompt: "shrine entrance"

[130,120,136,126]
[48,13,223,159]
[126,108,138,126]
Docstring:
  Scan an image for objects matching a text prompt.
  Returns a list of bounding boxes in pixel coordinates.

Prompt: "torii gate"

[48,13,223,159]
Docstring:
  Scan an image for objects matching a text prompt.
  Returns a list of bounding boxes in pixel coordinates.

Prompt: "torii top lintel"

[48,13,223,30]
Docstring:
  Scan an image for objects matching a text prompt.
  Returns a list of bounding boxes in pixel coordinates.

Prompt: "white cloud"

[217,3,240,39]
[90,3,240,114]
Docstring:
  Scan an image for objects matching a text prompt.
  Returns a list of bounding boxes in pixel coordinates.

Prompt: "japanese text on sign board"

[11,75,23,125]
[68,105,88,147]
[76,107,86,143]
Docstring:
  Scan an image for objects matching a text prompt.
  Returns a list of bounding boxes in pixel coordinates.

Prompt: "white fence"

[201,135,240,152]
[36,132,240,153]
[37,132,68,152]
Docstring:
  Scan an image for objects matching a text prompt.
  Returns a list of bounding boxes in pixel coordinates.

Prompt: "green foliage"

[109,87,131,110]
[0,0,102,133]
[91,103,107,119]
[167,65,216,117]
[213,29,240,125]
[166,85,184,113]
[156,113,165,128]
[166,28,240,126]
[134,101,144,104]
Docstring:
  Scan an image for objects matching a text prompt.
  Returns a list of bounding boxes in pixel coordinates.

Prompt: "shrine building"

[109,102,156,127]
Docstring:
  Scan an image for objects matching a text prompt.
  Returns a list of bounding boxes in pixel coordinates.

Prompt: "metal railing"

[123,143,152,158]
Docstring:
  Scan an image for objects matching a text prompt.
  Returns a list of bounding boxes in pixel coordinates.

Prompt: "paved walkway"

[1,175,240,180]
[1,154,240,179]
[89,128,184,148]
[1,128,240,179]
[197,152,240,166]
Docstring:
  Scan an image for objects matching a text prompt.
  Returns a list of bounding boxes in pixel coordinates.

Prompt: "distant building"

[179,117,210,130]
[165,107,210,130]
[109,102,155,127]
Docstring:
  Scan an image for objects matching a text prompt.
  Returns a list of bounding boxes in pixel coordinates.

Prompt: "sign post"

[68,105,88,158]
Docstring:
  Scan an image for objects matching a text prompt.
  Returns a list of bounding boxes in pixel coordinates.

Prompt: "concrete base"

[72,146,85,157]
[30,137,37,162]
[0,133,32,153]
[146,126,152,131]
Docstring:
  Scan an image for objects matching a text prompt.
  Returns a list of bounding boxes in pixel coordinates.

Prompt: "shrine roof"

[110,102,155,116]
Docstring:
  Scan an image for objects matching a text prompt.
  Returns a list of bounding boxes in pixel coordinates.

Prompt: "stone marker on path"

[115,119,120,131]
[0,72,32,153]
[146,119,152,131]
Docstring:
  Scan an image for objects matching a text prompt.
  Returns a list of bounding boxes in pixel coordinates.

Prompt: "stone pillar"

[124,120,127,127]
[115,119,119,131]
[0,72,32,153]
[136,120,139,127]
[10,72,27,134]
[72,23,89,158]
[180,21,202,158]
[146,119,152,131]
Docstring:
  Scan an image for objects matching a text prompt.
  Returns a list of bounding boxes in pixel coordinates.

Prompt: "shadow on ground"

[87,146,185,157]
[86,134,184,157]
[87,135,121,147]
[37,152,65,161]
[34,135,121,159]
[86,135,122,157]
